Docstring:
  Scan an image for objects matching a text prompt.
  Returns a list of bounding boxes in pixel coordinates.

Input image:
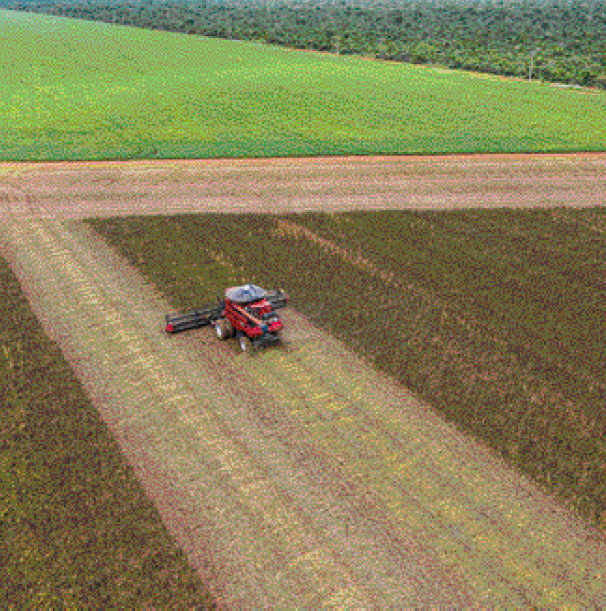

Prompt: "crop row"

[86,209,606,529]
[0,249,216,606]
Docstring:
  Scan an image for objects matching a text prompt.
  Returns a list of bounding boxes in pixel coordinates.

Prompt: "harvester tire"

[239,336,255,355]
[224,319,235,339]
[215,320,228,341]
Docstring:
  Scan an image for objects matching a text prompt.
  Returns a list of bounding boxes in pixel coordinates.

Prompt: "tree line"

[7,0,606,88]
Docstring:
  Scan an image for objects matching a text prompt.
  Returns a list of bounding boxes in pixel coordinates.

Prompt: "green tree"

[17,0,606,92]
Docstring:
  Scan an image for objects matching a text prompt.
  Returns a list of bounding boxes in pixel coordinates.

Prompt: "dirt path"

[1,155,606,605]
[0,152,604,219]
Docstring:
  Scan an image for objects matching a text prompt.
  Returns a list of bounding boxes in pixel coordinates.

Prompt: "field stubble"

[281,210,606,527]
[85,210,606,604]
[1,214,482,606]
[85,209,606,532]
[0,221,217,606]
[1,153,605,220]
[3,152,606,603]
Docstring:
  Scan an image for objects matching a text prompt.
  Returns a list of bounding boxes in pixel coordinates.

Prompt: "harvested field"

[4,210,606,605]
[0,215,480,607]
[2,153,606,605]
[0,152,605,219]
[0,224,216,607]
[87,209,606,530]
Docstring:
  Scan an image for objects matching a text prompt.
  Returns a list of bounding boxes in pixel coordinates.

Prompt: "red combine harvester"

[164,284,289,354]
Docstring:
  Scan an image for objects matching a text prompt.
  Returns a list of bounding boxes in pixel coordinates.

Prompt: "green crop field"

[86,208,606,529]
[0,251,216,607]
[1,8,605,162]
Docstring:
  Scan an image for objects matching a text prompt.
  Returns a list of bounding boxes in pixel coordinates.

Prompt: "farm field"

[3,0,606,600]
[0,215,482,607]
[1,206,605,605]
[86,207,606,530]
[2,152,606,605]
[2,9,606,162]
[0,237,216,606]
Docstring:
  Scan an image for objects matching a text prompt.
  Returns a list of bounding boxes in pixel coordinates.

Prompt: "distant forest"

[6,0,606,88]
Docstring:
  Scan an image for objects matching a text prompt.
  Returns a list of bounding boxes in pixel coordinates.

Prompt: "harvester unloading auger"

[164,284,289,354]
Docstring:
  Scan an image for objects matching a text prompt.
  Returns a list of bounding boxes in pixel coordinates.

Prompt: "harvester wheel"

[224,319,235,339]
[239,336,256,355]
[215,320,228,341]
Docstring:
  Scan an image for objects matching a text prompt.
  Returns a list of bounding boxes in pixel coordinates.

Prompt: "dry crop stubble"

[0,210,534,604]
[85,211,606,604]
[1,153,606,220]
[277,210,606,524]
[162,279,540,603]
[4,152,606,604]
[2,215,478,606]
[0,225,215,605]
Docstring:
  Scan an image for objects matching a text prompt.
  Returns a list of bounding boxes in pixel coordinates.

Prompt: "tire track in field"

[0,213,479,607]
[2,189,606,605]
[242,320,606,606]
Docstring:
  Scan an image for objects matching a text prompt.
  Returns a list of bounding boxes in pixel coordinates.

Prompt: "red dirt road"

[1,153,606,606]
[0,152,604,218]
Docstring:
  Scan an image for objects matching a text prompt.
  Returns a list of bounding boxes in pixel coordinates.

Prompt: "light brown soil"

[1,153,606,606]
[0,152,604,219]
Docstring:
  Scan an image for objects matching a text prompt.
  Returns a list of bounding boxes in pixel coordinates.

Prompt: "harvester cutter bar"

[165,299,224,334]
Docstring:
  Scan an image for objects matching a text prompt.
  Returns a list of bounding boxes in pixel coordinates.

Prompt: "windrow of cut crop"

[0,248,216,607]
[84,211,606,530]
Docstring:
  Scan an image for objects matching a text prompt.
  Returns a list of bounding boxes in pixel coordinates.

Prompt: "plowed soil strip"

[2,208,606,605]
[0,152,605,219]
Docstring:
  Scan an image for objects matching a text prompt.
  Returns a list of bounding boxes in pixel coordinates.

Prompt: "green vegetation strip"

[1,9,605,162]
[0,251,215,606]
[25,0,606,89]
[85,209,606,530]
